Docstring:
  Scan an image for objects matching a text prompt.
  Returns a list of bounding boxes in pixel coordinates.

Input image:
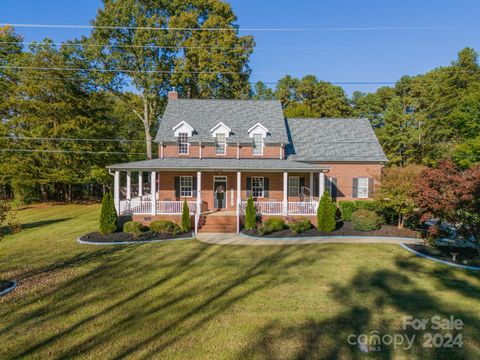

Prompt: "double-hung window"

[288,177,300,197]
[357,178,369,199]
[252,134,263,155]
[215,133,226,155]
[178,132,188,154]
[251,177,264,198]
[180,176,193,197]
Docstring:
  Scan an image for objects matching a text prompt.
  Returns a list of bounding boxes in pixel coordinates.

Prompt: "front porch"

[108,158,330,233]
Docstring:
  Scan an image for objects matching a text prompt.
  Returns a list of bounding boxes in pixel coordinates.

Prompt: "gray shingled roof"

[285,118,387,162]
[155,99,288,144]
[107,158,329,172]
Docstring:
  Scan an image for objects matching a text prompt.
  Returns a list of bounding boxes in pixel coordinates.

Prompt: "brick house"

[107,91,387,233]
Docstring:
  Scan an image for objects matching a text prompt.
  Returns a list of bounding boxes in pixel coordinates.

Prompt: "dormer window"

[252,133,263,155]
[178,132,189,154]
[215,133,226,155]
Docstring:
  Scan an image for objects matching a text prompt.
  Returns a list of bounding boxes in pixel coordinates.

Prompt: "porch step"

[197,214,236,233]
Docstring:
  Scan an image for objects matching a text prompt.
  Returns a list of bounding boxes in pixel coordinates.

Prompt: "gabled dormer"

[210,122,232,138]
[210,122,231,155]
[172,121,194,137]
[247,122,269,138]
[248,123,268,156]
[172,121,194,155]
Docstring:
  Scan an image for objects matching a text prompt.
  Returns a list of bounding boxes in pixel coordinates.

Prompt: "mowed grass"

[1,204,480,359]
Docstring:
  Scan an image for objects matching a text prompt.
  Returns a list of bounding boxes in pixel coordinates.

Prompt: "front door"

[214,176,227,209]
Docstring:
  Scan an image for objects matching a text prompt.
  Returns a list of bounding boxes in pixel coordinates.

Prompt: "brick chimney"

[168,87,178,100]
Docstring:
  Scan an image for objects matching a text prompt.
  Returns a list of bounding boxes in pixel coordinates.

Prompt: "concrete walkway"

[196,233,420,246]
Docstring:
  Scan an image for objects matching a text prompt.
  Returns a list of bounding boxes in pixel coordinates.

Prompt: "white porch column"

[236,171,241,233]
[150,171,157,215]
[114,170,120,215]
[126,171,131,200]
[309,172,314,197]
[138,172,143,197]
[319,172,325,198]
[196,171,202,208]
[283,171,288,216]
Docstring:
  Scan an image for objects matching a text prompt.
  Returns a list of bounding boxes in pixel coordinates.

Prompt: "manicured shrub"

[257,217,285,235]
[150,220,181,236]
[287,218,312,234]
[317,192,336,232]
[181,200,191,232]
[338,201,356,222]
[351,209,381,231]
[245,196,257,230]
[99,191,118,234]
[123,221,143,237]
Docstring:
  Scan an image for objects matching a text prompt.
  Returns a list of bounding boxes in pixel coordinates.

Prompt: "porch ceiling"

[107,158,330,172]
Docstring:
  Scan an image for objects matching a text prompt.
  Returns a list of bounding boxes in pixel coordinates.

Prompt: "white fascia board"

[247,122,269,138]
[172,121,194,137]
[210,122,232,137]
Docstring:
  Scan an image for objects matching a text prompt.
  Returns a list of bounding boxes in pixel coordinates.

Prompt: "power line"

[0,41,415,51]
[0,136,145,142]
[2,23,480,32]
[0,148,145,155]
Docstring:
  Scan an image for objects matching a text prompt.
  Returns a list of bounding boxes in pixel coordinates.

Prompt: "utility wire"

[0,136,145,142]
[0,148,145,155]
[2,23,480,31]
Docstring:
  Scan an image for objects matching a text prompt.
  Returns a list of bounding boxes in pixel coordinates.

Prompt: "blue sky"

[1,0,479,95]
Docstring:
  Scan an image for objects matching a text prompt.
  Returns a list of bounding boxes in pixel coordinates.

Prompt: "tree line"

[0,0,479,204]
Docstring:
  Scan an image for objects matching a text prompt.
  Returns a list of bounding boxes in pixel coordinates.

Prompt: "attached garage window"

[356,178,369,199]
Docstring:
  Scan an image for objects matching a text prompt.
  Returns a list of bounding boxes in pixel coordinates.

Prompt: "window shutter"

[246,177,252,197]
[331,177,338,201]
[313,175,319,197]
[368,178,374,198]
[175,177,180,197]
[193,177,197,197]
[299,177,305,195]
[325,177,331,197]
[352,178,358,199]
[264,177,270,198]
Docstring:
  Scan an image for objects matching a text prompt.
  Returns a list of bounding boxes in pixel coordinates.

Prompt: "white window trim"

[288,176,300,197]
[178,132,189,155]
[357,177,369,199]
[215,133,227,156]
[210,122,232,137]
[252,133,264,156]
[247,122,268,137]
[251,176,265,198]
[180,176,193,198]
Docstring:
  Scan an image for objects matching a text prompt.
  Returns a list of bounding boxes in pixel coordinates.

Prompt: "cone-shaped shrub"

[181,200,191,232]
[317,191,336,232]
[99,191,118,234]
[245,196,257,230]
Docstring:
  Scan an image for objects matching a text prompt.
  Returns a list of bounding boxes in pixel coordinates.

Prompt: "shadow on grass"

[20,218,72,230]
[236,255,480,359]
[2,242,480,359]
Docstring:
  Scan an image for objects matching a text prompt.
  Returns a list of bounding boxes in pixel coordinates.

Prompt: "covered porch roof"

[107,158,330,172]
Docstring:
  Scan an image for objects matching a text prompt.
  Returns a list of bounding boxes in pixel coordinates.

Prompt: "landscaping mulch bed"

[243,222,420,239]
[405,243,480,267]
[80,231,193,244]
[0,280,15,293]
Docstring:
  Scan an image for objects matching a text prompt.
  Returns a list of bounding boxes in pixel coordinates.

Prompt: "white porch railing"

[240,201,283,215]
[120,197,197,215]
[288,201,318,215]
[240,201,318,216]
[156,201,196,214]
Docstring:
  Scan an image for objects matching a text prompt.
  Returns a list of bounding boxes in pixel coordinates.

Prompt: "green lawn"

[1,204,480,359]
